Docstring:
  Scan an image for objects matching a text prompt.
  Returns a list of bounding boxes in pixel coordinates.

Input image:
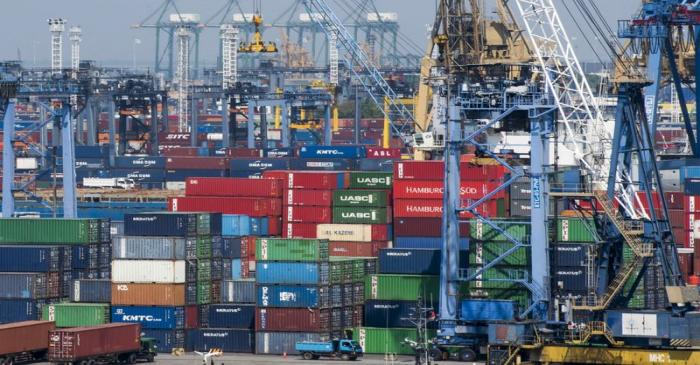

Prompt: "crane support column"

[108,98,116,165]
[221,95,230,148]
[190,96,198,147]
[324,105,332,145]
[86,100,96,146]
[281,102,290,148]
[247,106,255,148]
[2,100,16,217]
[61,106,77,218]
[439,99,461,337]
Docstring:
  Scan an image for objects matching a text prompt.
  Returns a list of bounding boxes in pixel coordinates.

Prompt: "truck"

[295,340,363,361]
[82,177,135,189]
[0,320,56,364]
[48,323,157,365]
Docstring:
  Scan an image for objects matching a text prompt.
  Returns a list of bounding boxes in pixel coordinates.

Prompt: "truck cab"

[138,337,157,362]
[295,339,363,361]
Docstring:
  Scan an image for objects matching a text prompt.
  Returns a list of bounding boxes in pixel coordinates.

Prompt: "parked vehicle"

[0,320,55,364]
[295,339,363,361]
[48,323,157,364]
[82,177,135,189]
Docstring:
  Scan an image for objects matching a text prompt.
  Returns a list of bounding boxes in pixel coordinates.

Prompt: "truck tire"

[430,348,443,361]
[312,355,320,360]
[126,353,137,364]
[458,348,477,362]
[302,352,314,360]
[146,354,155,362]
[2,356,13,365]
[341,353,350,361]
[87,360,95,365]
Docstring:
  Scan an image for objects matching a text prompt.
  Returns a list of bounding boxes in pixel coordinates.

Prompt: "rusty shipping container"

[185,177,283,197]
[329,242,389,257]
[169,197,282,217]
[255,308,330,332]
[111,283,186,306]
[48,323,141,362]
[0,320,55,357]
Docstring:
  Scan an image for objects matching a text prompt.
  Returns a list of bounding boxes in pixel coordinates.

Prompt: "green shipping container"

[197,260,212,282]
[354,327,437,355]
[329,258,354,283]
[469,219,530,242]
[197,281,212,304]
[348,172,393,189]
[332,207,391,224]
[557,218,597,242]
[0,218,102,244]
[365,274,439,301]
[255,238,329,261]
[42,303,110,328]
[194,236,212,259]
[469,242,531,266]
[332,190,389,207]
[463,288,531,310]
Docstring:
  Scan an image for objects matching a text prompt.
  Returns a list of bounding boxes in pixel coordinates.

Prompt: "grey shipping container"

[510,182,531,200]
[255,332,327,355]
[113,236,186,260]
[187,329,254,353]
[71,279,111,303]
[510,199,531,217]
[222,280,255,303]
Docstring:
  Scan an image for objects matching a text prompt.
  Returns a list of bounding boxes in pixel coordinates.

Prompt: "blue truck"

[295,340,363,361]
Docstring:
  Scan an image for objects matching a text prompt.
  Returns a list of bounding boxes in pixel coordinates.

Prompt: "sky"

[0,0,640,68]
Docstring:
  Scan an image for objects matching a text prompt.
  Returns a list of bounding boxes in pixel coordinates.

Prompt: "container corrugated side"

[71,280,111,303]
[284,189,333,206]
[255,308,330,332]
[316,224,390,242]
[469,219,530,241]
[0,218,101,244]
[364,300,434,328]
[205,304,255,329]
[112,260,186,283]
[263,171,346,190]
[142,329,186,352]
[347,172,392,189]
[557,218,597,242]
[0,273,49,299]
[285,206,332,223]
[48,323,141,361]
[186,329,254,353]
[332,190,389,207]
[0,299,44,323]
[42,303,110,327]
[364,275,439,301]
[111,306,184,329]
[256,238,329,261]
[257,285,329,308]
[222,280,255,303]
[0,320,55,354]
[113,236,186,260]
[111,283,186,306]
[256,262,329,285]
[0,246,65,272]
[255,332,326,355]
[378,248,441,275]
[168,197,281,217]
[354,327,437,355]
[222,215,251,236]
[332,207,392,224]
[186,177,283,197]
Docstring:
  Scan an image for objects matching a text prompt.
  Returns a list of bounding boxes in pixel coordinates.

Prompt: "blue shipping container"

[0,246,65,272]
[298,145,366,159]
[142,329,186,353]
[394,237,469,250]
[250,217,268,236]
[256,262,329,285]
[263,148,293,158]
[0,299,43,323]
[230,158,290,172]
[114,156,166,169]
[107,169,166,183]
[206,304,255,329]
[186,329,254,353]
[228,171,264,179]
[59,145,109,159]
[219,237,241,259]
[358,159,394,172]
[257,285,329,308]
[71,279,111,303]
[364,300,437,328]
[231,259,242,279]
[112,306,185,329]
[378,248,440,275]
[125,212,222,236]
[222,215,251,236]
[289,158,357,171]
[460,300,516,321]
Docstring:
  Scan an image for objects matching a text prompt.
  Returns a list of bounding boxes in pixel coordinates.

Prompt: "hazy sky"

[0,0,639,67]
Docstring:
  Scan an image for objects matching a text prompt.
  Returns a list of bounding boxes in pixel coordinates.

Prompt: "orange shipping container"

[111,283,185,306]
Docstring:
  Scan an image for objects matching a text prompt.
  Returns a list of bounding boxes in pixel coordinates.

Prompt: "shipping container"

[329,241,388,258]
[263,171,346,190]
[255,307,329,332]
[469,241,530,266]
[284,189,333,206]
[393,180,505,200]
[317,224,390,242]
[205,304,255,329]
[0,245,65,272]
[298,145,365,159]
[365,275,439,301]
[283,223,319,239]
[353,327,437,355]
[185,177,283,197]
[0,321,55,355]
[168,197,281,217]
[141,329,186,352]
[394,218,469,237]
[217,237,241,258]
[113,236,186,260]
[0,299,44,323]
[257,285,329,308]
[0,273,52,299]
[552,243,590,267]
[111,306,184,329]
[332,207,391,224]
[262,148,293,158]
[393,161,506,181]
[285,206,332,223]
[114,156,166,169]
[124,212,221,237]
[111,283,185,306]
[256,262,329,285]
[42,303,110,328]
[358,158,394,172]
[289,158,356,171]
[255,332,325,355]
[333,190,389,207]
[256,238,329,261]
[230,158,290,172]
[553,267,589,293]
[347,172,392,189]
[0,218,103,244]
[378,248,441,275]
[460,299,516,321]
[394,236,469,250]
[112,260,186,283]
[166,157,229,170]
[222,279,256,304]
[557,218,597,242]
[394,199,502,218]
[48,323,142,362]
[365,147,401,159]
[363,300,435,328]
[186,329,254,353]
[70,280,111,303]
[470,219,530,242]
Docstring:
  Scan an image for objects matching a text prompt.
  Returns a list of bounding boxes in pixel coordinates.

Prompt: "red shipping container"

[0,321,55,356]
[166,157,229,170]
[393,180,506,200]
[264,171,345,190]
[48,324,141,362]
[158,132,191,146]
[255,308,330,332]
[685,195,700,213]
[366,147,402,159]
[225,148,261,158]
[284,189,333,206]
[394,217,470,237]
[328,241,389,257]
[185,177,283,197]
[678,251,694,282]
[268,216,282,236]
[241,259,253,278]
[672,228,694,248]
[162,147,200,157]
[665,192,685,210]
[668,209,686,229]
[393,161,507,181]
[284,223,318,238]
[285,206,332,223]
[168,197,282,217]
[240,236,256,260]
[185,306,199,329]
[393,199,500,218]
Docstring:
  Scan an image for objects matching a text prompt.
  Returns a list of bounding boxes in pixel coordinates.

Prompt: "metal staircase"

[574,191,653,311]
[566,321,622,346]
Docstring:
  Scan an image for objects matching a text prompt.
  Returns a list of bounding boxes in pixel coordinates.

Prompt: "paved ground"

[37,353,483,365]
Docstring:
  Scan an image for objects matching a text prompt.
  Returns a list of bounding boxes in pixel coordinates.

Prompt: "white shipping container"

[16,157,38,170]
[111,260,186,283]
[166,181,186,190]
[316,224,372,242]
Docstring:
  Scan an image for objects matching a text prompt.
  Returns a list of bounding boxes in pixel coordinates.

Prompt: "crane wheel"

[458,348,477,362]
